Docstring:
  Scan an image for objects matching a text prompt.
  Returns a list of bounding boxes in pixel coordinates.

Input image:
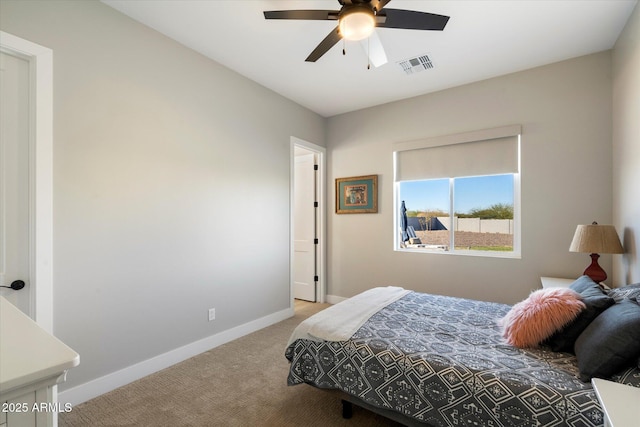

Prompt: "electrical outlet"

[208,308,216,321]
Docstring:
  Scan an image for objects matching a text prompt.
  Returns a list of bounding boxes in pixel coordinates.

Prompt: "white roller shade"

[394,125,521,181]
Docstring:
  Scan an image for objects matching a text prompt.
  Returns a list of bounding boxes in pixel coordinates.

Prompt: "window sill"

[396,247,521,259]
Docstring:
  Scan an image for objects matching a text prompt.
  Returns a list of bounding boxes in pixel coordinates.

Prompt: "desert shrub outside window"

[393,126,521,258]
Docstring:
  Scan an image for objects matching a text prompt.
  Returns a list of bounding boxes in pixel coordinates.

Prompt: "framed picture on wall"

[335,175,378,214]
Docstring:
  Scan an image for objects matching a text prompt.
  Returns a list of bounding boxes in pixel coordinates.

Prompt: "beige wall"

[0,0,325,394]
[327,52,614,304]
[613,2,640,285]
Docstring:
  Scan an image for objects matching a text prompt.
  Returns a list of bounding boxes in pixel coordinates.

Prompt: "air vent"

[397,54,434,75]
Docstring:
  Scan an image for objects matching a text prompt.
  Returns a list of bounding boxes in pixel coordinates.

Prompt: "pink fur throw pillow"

[500,288,586,348]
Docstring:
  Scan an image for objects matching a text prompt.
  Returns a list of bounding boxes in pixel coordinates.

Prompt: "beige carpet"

[59,301,403,427]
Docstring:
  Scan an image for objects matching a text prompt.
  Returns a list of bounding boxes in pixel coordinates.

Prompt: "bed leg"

[341,400,353,419]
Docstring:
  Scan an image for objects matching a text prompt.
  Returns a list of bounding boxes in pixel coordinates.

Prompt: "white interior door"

[0,51,31,315]
[293,152,316,302]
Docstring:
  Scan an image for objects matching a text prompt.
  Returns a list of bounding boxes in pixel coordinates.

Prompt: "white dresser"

[0,297,79,427]
[591,378,640,427]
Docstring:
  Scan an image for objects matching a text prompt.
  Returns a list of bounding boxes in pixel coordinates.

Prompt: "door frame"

[290,137,326,305]
[0,31,53,333]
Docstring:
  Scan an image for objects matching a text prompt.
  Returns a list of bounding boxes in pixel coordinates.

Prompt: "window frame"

[393,126,521,259]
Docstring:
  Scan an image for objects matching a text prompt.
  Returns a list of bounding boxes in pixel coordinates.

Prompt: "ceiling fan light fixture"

[339,8,375,41]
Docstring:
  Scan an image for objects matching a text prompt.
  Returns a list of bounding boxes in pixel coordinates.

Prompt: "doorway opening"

[0,31,53,332]
[290,137,326,307]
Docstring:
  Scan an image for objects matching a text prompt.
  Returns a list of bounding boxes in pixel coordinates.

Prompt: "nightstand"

[540,276,610,290]
[540,277,575,289]
[591,378,640,426]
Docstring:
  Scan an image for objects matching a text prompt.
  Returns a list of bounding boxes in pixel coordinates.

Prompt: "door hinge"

[314,201,318,207]
[314,164,318,170]
[314,238,319,244]
[314,275,319,282]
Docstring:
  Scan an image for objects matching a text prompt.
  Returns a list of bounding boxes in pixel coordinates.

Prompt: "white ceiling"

[102,0,637,118]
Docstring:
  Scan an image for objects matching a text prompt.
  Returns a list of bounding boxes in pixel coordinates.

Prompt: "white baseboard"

[59,306,294,406]
[325,294,347,304]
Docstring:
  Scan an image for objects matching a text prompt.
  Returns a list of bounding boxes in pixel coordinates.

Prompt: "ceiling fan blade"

[360,31,387,68]
[263,10,338,21]
[306,27,342,62]
[377,9,450,31]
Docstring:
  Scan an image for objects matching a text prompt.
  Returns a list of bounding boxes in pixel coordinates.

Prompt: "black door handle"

[1,280,25,290]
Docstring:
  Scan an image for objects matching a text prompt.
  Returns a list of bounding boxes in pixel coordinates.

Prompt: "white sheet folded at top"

[287,286,410,347]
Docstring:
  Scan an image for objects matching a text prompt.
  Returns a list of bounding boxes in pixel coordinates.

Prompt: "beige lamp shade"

[569,223,624,254]
[569,222,623,283]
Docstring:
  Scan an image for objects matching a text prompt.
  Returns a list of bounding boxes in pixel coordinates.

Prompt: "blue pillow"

[544,276,614,353]
[574,299,640,381]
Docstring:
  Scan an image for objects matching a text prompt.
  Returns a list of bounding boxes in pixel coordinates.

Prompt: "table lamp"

[569,221,624,283]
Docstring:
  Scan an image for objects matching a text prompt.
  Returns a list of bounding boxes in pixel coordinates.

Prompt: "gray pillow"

[574,299,640,381]
[544,276,614,353]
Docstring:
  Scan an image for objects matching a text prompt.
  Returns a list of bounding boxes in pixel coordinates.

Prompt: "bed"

[285,283,640,426]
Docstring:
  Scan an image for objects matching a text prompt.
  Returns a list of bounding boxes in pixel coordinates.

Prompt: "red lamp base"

[583,253,607,283]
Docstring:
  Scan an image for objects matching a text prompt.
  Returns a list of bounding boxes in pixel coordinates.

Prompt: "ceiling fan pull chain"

[367,36,371,69]
[342,38,346,56]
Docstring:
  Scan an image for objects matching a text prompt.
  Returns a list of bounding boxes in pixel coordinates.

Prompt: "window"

[394,126,521,257]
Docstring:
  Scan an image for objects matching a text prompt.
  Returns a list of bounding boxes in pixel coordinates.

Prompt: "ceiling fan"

[263,0,449,66]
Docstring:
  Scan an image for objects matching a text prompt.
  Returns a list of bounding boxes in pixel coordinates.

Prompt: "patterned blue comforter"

[286,292,640,426]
